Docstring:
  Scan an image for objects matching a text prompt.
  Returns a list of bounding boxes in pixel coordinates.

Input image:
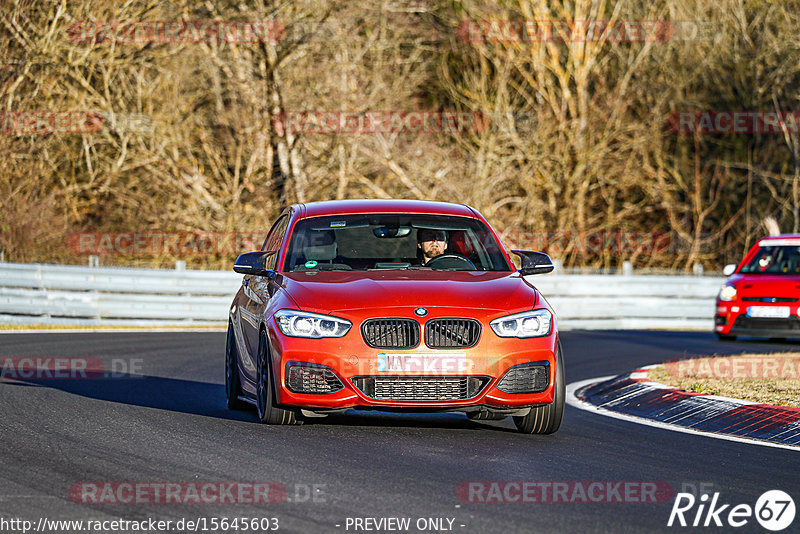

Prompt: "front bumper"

[715,302,800,337]
[267,316,557,410]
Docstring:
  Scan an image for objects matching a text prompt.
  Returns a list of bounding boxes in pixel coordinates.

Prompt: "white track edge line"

[566,377,800,452]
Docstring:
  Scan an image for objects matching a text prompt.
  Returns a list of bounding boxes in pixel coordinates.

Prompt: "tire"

[716,333,737,341]
[225,321,248,410]
[513,341,565,435]
[256,329,300,425]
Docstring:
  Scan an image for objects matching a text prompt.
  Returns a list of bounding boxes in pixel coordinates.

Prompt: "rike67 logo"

[668,490,795,531]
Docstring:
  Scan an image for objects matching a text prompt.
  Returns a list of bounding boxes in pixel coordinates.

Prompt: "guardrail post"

[175,261,190,308]
[88,255,99,267]
[622,261,633,276]
[693,263,704,276]
[0,250,4,263]
[551,259,562,274]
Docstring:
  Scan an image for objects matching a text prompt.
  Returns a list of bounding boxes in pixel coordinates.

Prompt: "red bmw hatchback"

[226,199,563,434]
[715,234,800,341]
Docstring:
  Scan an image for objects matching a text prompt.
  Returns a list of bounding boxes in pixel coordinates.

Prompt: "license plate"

[746,306,791,318]
[377,352,467,373]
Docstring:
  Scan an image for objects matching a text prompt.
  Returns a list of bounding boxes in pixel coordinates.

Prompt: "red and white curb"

[566,365,800,452]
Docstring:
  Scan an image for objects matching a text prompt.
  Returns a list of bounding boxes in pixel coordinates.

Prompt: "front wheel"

[256,329,300,425]
[513,341,565,434]
[716,333,737,341]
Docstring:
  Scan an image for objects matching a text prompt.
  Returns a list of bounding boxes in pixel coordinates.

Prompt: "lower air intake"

[286,362,344,394]
[732,316,800,332]
[496,362,550,394]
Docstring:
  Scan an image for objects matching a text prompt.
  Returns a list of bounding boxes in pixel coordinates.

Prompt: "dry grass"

[648,353,800,408]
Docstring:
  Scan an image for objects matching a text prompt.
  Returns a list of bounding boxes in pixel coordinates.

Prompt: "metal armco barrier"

[530,275,723,330]
[0,263,724,329]
[0,262,240,326]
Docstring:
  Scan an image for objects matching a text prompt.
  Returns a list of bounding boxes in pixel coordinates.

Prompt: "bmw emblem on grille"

[414,307,428,317]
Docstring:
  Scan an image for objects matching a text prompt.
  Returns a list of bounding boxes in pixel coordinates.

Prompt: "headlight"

[718,284,737,302]
[490,309,552,338]
[274,309,351,338]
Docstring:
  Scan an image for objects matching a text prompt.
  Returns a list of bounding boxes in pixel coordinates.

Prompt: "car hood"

[729,273,800,298]
[279,271,539,314]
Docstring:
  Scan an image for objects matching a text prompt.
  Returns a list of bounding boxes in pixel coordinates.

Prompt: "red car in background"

[715,235,800,341]
[225,199,564,434]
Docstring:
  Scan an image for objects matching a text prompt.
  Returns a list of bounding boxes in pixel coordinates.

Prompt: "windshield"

[739,245,800,275]
[283,214,511,272]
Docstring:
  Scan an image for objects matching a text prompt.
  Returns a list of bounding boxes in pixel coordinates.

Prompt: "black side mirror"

[512,250,555,275]
[233,251,276,277]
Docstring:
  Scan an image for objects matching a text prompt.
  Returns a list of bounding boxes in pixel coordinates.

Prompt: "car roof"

[757,234,800,246]
[296,199,478,219]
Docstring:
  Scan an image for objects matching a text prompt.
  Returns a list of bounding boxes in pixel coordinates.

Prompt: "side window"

[262,215,289,270]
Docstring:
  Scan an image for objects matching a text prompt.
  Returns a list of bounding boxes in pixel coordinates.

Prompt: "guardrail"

[0,262,240,326]
[0,262,725,330]
[531,275,723,330]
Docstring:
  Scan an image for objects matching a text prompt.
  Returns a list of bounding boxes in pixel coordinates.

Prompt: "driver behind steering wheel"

[417,228,448,265]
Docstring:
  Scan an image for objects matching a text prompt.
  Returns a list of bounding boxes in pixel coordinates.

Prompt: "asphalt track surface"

[1,331,798,534]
